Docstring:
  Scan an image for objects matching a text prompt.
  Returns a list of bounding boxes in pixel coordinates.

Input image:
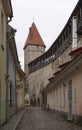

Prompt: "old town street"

[16,107,82,130]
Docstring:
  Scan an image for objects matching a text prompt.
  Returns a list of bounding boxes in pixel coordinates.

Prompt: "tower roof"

[23,22,46,49]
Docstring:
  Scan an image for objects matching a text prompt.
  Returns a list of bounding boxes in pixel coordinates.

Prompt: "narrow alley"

[16,107,82,130]
[1,0,82,129]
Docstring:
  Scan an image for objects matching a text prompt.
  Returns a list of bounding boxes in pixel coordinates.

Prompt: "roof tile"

[24,22,46,49]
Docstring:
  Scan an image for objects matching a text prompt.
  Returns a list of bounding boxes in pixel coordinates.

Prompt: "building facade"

[43,49,82,123]
[7,25,18,119]
[0,0,13,125]
[40,0,82,123]
[16,67,25,111]
[7,24,26,119]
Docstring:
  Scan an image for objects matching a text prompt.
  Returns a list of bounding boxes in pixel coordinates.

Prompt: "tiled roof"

[48,76,55,82]
[59,61,71,70]
[53,71,61,76]
[23,22,46,49]
[69,47,82,58]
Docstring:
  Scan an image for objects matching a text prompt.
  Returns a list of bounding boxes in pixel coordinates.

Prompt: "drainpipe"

[72,16,77,50]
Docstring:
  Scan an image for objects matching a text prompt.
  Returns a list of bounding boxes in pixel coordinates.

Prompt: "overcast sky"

[10,0,78,69]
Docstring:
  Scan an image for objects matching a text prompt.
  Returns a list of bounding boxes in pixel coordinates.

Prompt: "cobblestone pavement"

[16,107,82,130]
[0,109,26,130]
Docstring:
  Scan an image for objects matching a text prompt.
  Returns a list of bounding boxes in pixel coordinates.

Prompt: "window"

[8,82,13,106]
[69,24,72,35]
[60,83,66,108]
[74,88,76,103]
[68,80,72,100]
[56,88,58,106]
[66,28,68,38]
[68,80,72,90]
[59,85,61,107]
[63,84,66,107]
[77,8,80,20]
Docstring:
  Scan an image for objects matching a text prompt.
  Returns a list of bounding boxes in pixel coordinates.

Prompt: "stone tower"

[24,22,46,75]
[24,22,46,103]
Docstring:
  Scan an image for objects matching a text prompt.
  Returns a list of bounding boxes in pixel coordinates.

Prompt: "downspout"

[72,16,78,50]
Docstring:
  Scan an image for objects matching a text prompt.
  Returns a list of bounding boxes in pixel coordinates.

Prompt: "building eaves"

[17,66,25,78]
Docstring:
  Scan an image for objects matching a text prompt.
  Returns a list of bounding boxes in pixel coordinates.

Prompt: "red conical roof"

[24,22,46,49]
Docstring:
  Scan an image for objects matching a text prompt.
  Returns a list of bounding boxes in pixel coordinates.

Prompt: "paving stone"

[0,109,26,130]
[16,107,82,130]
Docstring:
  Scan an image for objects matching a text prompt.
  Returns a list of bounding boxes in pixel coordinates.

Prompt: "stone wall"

[28,45,72,105]
[25,1,82,106]
[0,0,7,125]
[24,45,45,75]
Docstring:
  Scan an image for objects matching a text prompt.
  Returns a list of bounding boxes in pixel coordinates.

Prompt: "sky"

[10,0,78,70]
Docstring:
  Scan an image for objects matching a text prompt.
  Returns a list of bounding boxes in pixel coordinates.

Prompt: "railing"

[28,34,72,74]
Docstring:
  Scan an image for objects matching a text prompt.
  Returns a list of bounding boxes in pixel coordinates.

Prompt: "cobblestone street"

[16,107,82,130]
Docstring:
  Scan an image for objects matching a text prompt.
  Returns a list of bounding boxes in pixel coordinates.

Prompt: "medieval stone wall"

[28,45,72,105]
[25,1,82,106]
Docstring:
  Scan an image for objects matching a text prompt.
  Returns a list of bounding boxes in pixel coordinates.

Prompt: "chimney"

[72,16,77,50]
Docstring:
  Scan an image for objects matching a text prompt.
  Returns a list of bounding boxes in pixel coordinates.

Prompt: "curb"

[13,108,27,130]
